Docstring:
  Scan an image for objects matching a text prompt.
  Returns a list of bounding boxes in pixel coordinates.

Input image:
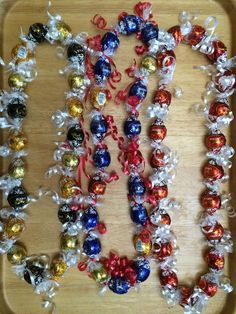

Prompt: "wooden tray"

[0,0,236,313]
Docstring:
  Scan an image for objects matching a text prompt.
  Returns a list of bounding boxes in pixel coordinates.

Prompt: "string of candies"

[142,10,235,314]
[74,2,178,294]
[0,6,86,311]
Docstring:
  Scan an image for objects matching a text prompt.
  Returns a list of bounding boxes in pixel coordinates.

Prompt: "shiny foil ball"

[61,234,79,250]
[149,123,167,142]
[7,244,27,265]
[50,259,68,278]
[206,249,225,271]
[203,162,224,181]
[130,203,148,226]
[206,133,226,150]
[90,114,108,138]
[8,130,27,151]
[141,55,157,73]
[8,158,25,180]
[134,258,150,282]
[58,203,77,224]
[153,89,172,106]
[7,186,28,208]
[67,43,85,64]
[129,80,147,101]
[11,43,34,64]
[134,236,152,255]
[93,148,111,168]
[198,277,218,297]
[28,23,48,43]
[124,117,141,137]
[8,73,27,90]
[101,31,120,54]
[56,21,72,42]
[201,190,221,211]
[151,185,168,200]
[119,15,142,35]
[88,179,106,195]
[159,268,178,287]
[59,176,77,199]
[156,50,176,68]
[140,22,159,43]
[207,40,227,62]
[153,242,173,261]
[184,25,206,46]
[128,176,146,196]
[83,235,101,257]
[203,223,224,241]
[108,277,130,294]
[68,73,85,90]
[208,101,230,122]
[66,97,83,118]
[81,206,99,231]
[24,264,45,286]
[168,25,183,45]
[94,57,111,83]
[67,125,84,148]
[92,267,109,283]
[7,99,27,119]
[90,88,108,110]
[5,218,25,238]
[62,152,79,168]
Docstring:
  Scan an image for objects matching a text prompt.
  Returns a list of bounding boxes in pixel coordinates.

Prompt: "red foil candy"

[156,50,176,67]
[201,190,221,212]
[150,151,165,168]
[208,101,230,122]
[153,242,173,260]
[206,133,226,150]
[78,261,87,271]
[184,25,206,46]
[214,70,236,93]
[179,286,193,307]
[198,277,218,297]
[206,249,225,271]
[168,25,183,45]
[160,213,171,225]
[88,179,107,195]
[154,89,172,106]
[149,124,167,141]
[160,268,178,287]
[207,40,227,62]
[203,222,224,241]
[151,185,168,200]
[203,162,224,181]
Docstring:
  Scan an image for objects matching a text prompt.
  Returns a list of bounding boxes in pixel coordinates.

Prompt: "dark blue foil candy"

[94,56,111,83]
[83,235,101,257]
[108,277,131,294]
[120,15,142,35]
[101,31,120,54]
[128,176,146,196]
[124,117,141,137]
[93,148,111,168]
[129,80,147,101]
[141,22,159,43]
[134,258,150,282]
[90,115,108,138]
[130,204,148,226]
[81,206,99,231]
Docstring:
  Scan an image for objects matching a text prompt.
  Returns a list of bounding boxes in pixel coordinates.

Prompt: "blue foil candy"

[128,176,146,196]
[141,22,159,43]
[129,80,147,100]
[94,56,111,83]
[130,203,148,225]
[134,258,150,282]
[90,115,108,138]
[108,277,131,294]
[81,206,99,231]
[93,148,111,168]
[101,31,120,54]
[124,117,141,137]
[83,235,101,257]
[119,15,142,35]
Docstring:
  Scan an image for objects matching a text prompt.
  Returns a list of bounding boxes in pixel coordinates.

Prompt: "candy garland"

[0,6,85,312]
[73,2,178,294]
[142,11,235,314]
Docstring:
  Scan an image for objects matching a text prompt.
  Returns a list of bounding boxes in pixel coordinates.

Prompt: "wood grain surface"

[0,0,236,313]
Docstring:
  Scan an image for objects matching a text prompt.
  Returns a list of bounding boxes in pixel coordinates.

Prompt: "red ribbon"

[118,11,128,22]
[134,1,152,20]
[85,54,95,80]
[91,14,109,30]
[135,44,148,55]
[125,59,137,78]
[87,34,102,52]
